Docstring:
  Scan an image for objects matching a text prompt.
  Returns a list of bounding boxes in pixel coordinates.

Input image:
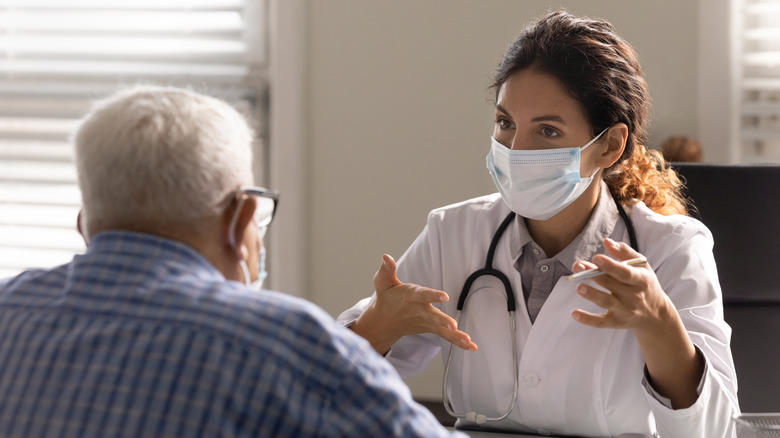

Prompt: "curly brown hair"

[490,10,687,216]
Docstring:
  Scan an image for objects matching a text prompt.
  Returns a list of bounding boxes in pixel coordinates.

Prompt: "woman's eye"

[495,119,513,130]
[540,126,559,138]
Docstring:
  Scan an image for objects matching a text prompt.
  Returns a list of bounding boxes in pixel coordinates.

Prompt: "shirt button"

[524,373,540,387]
[540,265,549,272]
[533,248,540,255]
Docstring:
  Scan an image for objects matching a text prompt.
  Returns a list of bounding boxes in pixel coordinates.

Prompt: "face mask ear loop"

[228,197,247,250]
[229,197,251,286]
[580,127,609,152]
[580,128,610,179]
[239,260,251,286]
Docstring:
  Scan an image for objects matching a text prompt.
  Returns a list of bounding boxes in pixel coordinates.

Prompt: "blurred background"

[0,0,777,400]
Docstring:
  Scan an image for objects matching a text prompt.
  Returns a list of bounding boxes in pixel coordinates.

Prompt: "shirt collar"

[563,181,619,269]
[85,230,223,280]
[509,180,619,267]
[510,215,534,259]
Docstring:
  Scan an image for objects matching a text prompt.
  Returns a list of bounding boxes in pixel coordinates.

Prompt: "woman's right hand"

[350,254,478,355]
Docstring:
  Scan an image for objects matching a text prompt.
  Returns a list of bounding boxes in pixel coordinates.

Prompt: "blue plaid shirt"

[0,231,459,438]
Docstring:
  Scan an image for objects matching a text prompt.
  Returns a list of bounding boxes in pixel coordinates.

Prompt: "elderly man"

[0,86,461,437]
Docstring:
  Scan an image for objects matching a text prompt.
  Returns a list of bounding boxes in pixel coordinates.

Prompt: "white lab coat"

[339,192,740,438]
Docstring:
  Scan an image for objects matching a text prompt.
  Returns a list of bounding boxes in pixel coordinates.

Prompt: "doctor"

[339,11,739,438]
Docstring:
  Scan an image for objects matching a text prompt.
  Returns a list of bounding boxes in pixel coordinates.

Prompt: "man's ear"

[224,195,257,259]
[77,209,88,244]
[596,123,629,168]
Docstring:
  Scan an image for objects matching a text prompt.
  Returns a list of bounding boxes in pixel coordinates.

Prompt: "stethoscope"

[442,196,638,424]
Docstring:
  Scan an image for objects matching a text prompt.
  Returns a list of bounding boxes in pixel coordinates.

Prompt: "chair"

[673,163,780,412]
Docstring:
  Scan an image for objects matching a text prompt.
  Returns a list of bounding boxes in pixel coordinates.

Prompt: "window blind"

[0,0,268,278]
[738,0,780,162]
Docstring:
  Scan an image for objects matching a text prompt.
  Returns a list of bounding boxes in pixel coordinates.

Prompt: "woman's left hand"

[570,237,705,409]
[570,237,675,331]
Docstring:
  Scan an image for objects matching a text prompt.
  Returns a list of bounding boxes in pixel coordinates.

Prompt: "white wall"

[698,0,736,163]
[287,0,701,399]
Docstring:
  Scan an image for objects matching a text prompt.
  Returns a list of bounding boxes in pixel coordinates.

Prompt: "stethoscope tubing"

[443,309,518,424]
[442,197,638,424]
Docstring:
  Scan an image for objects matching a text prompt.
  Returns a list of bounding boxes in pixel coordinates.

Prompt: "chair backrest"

[673,163,780,412]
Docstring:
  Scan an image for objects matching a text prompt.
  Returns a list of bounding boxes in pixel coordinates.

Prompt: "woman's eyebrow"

[531,114,566,124]
[495,105,567,126]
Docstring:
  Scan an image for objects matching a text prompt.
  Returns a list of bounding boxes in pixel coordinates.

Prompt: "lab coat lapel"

[514,278,618,435]
[522,277,605,362]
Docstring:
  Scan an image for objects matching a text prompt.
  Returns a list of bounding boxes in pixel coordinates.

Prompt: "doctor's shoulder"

[627,201,714,258]
[426,193,509,226]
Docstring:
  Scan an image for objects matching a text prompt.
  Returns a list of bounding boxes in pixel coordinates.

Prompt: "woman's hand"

[570,237,673,331]
[571,237,704,409]
[350,254,478,356]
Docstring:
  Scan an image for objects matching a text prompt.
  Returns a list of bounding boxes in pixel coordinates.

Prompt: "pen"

[566,256,648,281]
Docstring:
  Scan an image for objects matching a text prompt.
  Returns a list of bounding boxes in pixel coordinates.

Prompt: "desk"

[447,428,654,438]
[447,427,568,438]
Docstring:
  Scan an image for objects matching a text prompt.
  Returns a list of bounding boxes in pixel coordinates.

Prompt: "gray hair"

[74,85,255,233]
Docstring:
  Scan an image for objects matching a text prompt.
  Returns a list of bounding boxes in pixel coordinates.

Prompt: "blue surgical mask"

[239,251,265,292]
[256,246,268,288]
[486,128,607,220]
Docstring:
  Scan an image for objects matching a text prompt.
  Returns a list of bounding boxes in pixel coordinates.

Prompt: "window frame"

[0,0,275,282]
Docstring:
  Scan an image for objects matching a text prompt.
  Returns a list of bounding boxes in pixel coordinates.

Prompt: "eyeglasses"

[238,185,279,228]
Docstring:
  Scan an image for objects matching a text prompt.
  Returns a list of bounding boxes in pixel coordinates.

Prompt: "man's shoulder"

[224,286,340,336]
[195,283,369,361]
[208,283,331,327]
[204,285,386,391]
[0,263,70,302]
